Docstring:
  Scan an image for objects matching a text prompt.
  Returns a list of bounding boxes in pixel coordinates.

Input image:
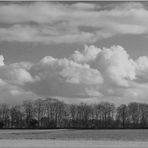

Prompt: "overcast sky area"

[1,1,148,105]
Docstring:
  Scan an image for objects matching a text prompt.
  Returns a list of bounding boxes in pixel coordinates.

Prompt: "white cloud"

[97,46,136,87]
[71,3,98,10]
[26,55,103,98]
[0,55,4,66]
[72,45,136,87]
[21,45,148,104]
[136,56,148,71]
[72,45,101,63]
[0,24,96,44]
[59,62,103,85]
[1,44,148,104]
[0,2,148,43]
[0,60,35,85]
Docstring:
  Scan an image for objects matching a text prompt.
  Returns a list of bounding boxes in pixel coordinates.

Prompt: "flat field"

[0,129,148,148]
[0,129,148,140]
[0,140,148,148]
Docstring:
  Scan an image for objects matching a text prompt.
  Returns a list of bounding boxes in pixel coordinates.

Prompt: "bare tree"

[0,104,10,128]
[23,100,35,128]
[10,105,24,128]
[100,102,115,128]
[69,104,78,128]
[116,104,128,128]
[128,102,140,128]
[1,98,148,129]
[139,103,148,128]
[34,98,45,128]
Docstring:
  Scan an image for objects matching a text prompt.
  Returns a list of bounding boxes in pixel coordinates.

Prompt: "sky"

[1,1,148,105]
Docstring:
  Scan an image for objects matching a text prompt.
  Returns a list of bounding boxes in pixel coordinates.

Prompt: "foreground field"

[0,130,148,148]
[0,129,148,141]
[0,140,148,148]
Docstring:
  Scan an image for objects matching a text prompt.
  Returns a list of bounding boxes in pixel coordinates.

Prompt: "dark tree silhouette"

[0,98,148,129]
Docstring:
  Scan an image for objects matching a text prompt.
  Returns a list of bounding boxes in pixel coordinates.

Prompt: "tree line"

[0,98,148,129]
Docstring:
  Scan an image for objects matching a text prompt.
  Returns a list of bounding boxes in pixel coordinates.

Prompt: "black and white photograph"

[0,0,148,147]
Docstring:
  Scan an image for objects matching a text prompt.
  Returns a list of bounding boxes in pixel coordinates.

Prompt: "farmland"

[0,129,148,148]
[0,140,148,148]
[0,129,148,140]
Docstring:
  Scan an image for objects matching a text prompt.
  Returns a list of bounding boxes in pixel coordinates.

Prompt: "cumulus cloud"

[0,55,4,66]
[0,56,34,85]
[97,46,136,87]
[1,44,148,104]
[0,63,35,85]
[0,2,147,43]
[72,45,136,87]
[25,55,103,98]
[0,57,38,104]
[71,45,101,63]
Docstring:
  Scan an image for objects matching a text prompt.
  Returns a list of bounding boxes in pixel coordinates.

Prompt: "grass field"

[0,129,148,148]
[0,140,148,148]
[0,129,148,140]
